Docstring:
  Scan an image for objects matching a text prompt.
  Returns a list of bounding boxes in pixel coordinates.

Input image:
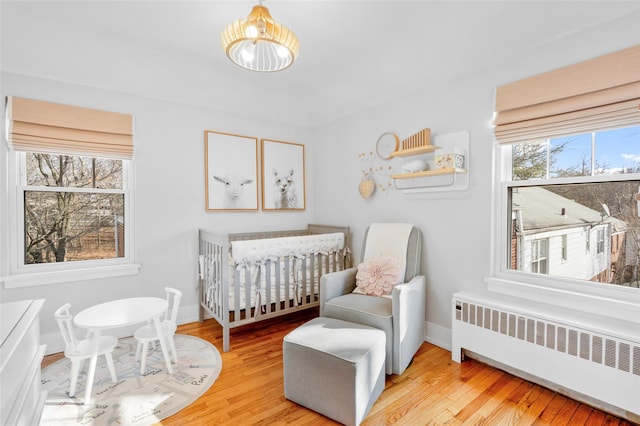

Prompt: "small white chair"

[134,287,182,374]
[54,303,118,399]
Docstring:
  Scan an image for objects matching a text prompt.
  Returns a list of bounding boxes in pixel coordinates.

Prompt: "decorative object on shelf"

[401,158,428,173]
[358,174,376,199]
[400,128,431,150]
[435,146,465,169]
[390,128,439,158]
[375,132,399,159]
[221,0,300,72]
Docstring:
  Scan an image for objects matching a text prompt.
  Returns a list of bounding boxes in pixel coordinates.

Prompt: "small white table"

[74,297,171,404]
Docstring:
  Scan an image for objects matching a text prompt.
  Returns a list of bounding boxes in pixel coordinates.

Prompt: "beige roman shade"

[494,45,640,144]
[5,96,134,159]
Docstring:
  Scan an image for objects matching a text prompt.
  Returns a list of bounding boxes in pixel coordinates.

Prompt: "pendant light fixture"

[221,0,300,72]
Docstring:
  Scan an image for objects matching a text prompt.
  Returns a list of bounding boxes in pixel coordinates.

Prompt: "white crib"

[198,224,351,352]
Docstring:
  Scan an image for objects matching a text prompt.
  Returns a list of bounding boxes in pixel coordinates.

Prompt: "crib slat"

[265,261,272,315]
[283,256,290,310]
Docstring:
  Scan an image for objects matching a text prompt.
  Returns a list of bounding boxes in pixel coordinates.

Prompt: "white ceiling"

[2,1,639,127]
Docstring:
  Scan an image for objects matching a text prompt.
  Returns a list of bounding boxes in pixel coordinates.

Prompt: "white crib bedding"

[228,233,346,310]
[230,232,345,263]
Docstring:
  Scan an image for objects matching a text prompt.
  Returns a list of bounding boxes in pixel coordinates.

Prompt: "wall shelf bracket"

[393,169,462,190]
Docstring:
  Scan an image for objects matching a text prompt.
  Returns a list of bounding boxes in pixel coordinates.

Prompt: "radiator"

[451,291,640,421]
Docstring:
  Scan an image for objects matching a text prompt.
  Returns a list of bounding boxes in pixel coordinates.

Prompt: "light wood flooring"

[42,309,636,425]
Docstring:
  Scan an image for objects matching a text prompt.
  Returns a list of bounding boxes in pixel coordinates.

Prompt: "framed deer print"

[205,131,259,211]
[261,139,306,211]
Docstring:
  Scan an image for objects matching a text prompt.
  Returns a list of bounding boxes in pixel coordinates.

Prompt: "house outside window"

[505,129,638,285]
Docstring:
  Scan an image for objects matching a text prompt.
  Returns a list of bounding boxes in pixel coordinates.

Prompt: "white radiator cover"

[451,291,640,421]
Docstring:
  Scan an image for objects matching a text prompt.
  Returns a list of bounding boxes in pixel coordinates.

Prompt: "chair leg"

[168,336,178,364]
[140,342,148,375]
[105,352,118,383]
[69,359,80,397]
[135,341,142,361]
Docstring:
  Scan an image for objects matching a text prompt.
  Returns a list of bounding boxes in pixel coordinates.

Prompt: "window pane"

[26,153,123,189]
[509,181,639,287]
[511,126,640,181]
[24,191,125,263]
[549,133,592,178]
[511,140,548,181]
[595,127,640,175]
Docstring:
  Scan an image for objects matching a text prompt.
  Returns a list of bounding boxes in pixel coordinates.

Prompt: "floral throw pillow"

[353,254,403,297]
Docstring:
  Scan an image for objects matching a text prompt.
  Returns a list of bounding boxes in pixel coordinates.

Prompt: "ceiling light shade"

[221,2,299,72]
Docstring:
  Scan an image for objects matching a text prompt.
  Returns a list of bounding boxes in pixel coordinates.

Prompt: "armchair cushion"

[323,293,393,374]
[353,254,403,296]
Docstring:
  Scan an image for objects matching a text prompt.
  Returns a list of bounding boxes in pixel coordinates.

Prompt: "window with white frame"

[20,152,128,264]
[2,96,138,287]
[504,130,639,285]
[494,46,640,290]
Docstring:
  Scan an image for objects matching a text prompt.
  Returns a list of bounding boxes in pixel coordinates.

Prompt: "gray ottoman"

[283,317,386,426]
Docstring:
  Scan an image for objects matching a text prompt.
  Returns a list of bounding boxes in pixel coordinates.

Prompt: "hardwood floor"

[42,309,636,425]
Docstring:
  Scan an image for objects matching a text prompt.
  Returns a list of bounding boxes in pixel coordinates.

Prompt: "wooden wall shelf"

[390,145,441,158]
[391,130,469,193]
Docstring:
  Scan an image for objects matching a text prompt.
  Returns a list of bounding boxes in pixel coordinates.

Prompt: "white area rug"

[41,334,222,426]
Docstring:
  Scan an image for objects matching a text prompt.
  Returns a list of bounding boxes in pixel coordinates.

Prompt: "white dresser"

[1,299,47,426]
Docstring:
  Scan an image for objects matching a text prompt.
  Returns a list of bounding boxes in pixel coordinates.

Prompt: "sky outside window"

[550,126,640,175]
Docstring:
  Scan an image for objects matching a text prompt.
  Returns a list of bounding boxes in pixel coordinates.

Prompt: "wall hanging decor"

[359,150,394,197]
[261,139,306,210]
[358,173,376,199]
[375,132,399,159]
[205,131,259,211]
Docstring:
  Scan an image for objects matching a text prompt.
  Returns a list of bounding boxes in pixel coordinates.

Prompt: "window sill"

[1,263,141,288]
[485,275,640,325]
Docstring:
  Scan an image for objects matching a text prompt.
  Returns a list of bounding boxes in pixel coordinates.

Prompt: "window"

[21,153,126,264]
[596,228,605,255]
[493,46,640,296]
[1,97,138,287]
[506,127,639,286]
[531,239,548,274]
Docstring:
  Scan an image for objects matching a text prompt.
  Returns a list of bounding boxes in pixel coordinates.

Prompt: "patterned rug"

[40,334,222,426]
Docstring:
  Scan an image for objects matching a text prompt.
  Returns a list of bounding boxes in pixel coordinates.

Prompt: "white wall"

[0,72,314,353]
[311,71,494,348]
[311,11,640,349]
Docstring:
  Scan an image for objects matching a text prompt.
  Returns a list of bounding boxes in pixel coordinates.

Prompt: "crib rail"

[198,225,351,352]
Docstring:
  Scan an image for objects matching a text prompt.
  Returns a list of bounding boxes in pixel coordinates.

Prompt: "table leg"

[152,317,173,374]
[83,330,101,404]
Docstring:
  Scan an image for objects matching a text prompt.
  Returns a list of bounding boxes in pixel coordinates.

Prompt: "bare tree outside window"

[23,153,125,264]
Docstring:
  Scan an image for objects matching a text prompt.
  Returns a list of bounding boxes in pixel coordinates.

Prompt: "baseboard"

[425,320,452,351]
